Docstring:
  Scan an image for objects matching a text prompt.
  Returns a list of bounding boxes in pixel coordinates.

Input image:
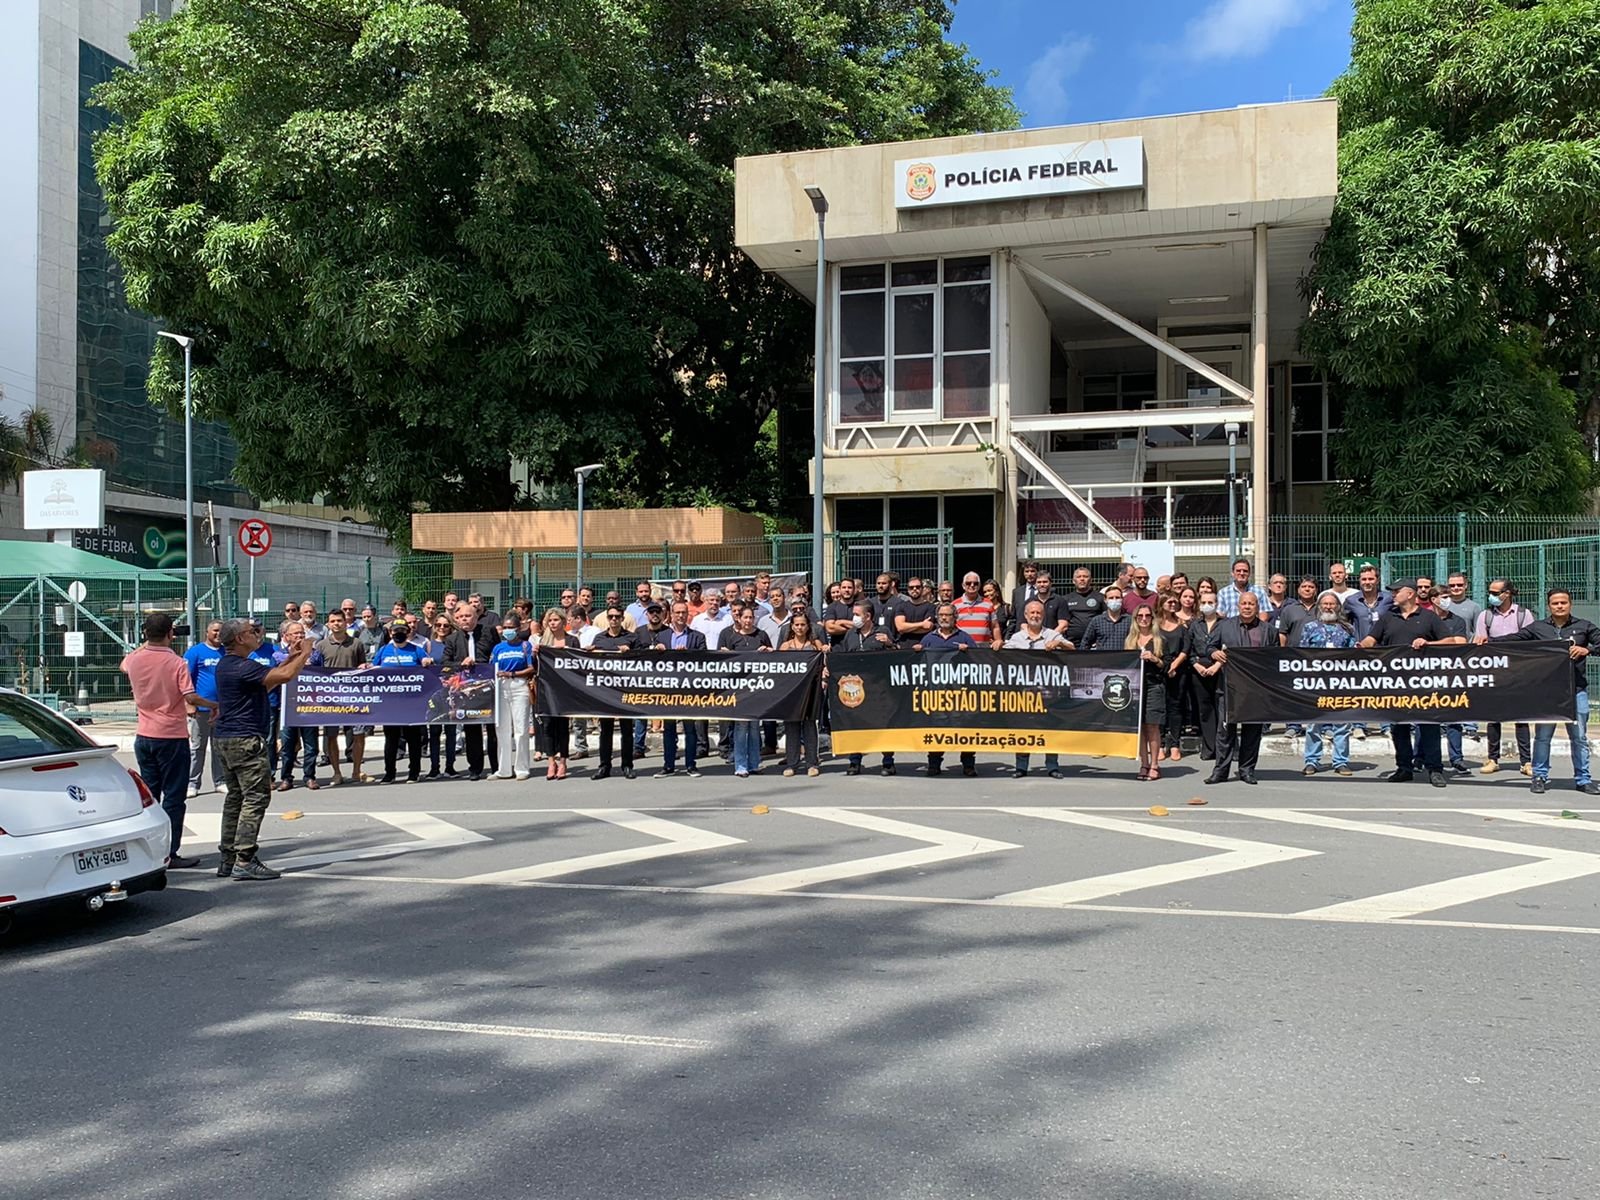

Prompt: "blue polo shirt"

[184,641,224,702]
[919,630,976,651]
[371,641,427,668]
[248,643,287,708]
[489,639,532,675]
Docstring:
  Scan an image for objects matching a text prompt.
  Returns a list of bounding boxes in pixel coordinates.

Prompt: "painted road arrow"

[701,808,1019,895]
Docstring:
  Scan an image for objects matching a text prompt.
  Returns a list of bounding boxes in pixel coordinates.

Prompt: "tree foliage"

[94,0,1016,540]
[1299,0,1600,515]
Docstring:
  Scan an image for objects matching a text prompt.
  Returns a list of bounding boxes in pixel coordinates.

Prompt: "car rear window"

[0,694,98,762]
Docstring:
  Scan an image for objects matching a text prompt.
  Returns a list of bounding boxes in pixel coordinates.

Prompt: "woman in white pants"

[489,614,535,779]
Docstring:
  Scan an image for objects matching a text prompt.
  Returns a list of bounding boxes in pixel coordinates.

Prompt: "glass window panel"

[839,292,885,359]
[893,292,934,355]
[1290,363,1318,386]
[1327,387,1345,429]
[1291,433,1324,482]
[892,356,934,411]
[840,359,887,423]
[942,284,990,352]
[840,264,885,292]
[944,256,991,283]
[889,496,939,530]
[891,260,937,288]
[943,494,996,546]
[836,499,884,532]
[1291,387,1322,432]
[1123,372,1157,396]
[942,353,991,417]
[1082,375,1118,396]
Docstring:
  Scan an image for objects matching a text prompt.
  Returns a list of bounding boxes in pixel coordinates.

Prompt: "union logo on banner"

[905,162,936,202]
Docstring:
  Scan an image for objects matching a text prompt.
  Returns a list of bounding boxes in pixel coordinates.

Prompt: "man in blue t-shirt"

[213,617,315,880]
[371,618,433,783]
[184,620,225,796]
[246,621,289,780]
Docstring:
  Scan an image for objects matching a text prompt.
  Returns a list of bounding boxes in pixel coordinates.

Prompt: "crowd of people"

[119,562,1594,881]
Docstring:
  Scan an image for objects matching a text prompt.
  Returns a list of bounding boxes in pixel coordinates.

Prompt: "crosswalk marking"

[990,808,1320,906]
[457,810,743,885]
[701,808,1018,895]
[1240,809,1600,921]
[271,813,490,871]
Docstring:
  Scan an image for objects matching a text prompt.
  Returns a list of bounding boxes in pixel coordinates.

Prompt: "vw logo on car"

[67,785,88,804]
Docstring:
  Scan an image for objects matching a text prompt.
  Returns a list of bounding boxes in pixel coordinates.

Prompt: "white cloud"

[1183,0,1328,62]
[1021,35,1093,124]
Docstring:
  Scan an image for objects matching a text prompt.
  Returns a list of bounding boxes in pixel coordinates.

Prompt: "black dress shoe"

[1012,767,1027,779]
[1204,771,1228,785]
[845,765,861,776]
[961,764,978,778]
[167,854,200,869]
[927,765,944,776]
[623,767,636,780]
[1578,781,1599,795]
[1384,770,1415,783]
[1429,770,1447,788]
[1238,770,1257,785]
[881,764,896,776]
[592,767,611,781]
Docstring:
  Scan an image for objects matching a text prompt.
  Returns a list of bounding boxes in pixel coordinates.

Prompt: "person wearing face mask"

[843,602,898,777]
[1079,585,1131,651]
[1297,594,1358,776]
[370,618,432,783]
[1472,579,1533,776]
[918,602,978,776]
[489,615,535,780]
[1188,583,1226,760]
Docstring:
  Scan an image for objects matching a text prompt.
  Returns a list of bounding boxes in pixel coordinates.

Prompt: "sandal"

[1149,765,1162,781]
[1136,766,1150,781]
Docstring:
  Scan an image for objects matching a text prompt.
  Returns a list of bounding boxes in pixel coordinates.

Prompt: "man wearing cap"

[1360,578,1465,787]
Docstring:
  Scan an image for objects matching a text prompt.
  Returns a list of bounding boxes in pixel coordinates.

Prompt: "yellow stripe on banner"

[831,729,1140,759]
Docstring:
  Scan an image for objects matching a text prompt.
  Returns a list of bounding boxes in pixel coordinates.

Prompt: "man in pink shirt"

[121,613,209,868]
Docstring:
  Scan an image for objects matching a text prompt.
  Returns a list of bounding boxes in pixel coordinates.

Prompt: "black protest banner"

[1221,643,1576,725]
[534,646,822,721]
[828,649,1144,758]
[284,665,496,727]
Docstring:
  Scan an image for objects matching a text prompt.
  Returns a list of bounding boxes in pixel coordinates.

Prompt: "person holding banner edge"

[536,608,579,779]
[1358,579,1465,787]
[490,615,534,781]
[844,601,898,776]
[1473,580,1533,776]
[1508,587,1597,795]
[442,601,500,781]
[1206,591,1270,785]
[778,612,827,777]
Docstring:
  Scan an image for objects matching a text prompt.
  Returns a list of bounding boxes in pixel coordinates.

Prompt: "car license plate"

[74,843,129,874]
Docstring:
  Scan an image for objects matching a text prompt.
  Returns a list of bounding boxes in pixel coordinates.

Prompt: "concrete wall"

[0,0,42,424]
[412,508,768,553]
[1006,259,1051,418]
[735,101,1338,274]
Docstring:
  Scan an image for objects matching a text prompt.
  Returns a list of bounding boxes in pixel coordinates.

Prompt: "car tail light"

[128,770,158,808]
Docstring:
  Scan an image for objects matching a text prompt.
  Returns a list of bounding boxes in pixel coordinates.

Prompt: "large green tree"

[1299,0,1600,515]
[94,0,1016,539]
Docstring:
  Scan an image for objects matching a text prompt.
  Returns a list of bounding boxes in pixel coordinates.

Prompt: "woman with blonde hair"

[535,607,578,780]
[1125,605,1167,780]
[778,611,827,777]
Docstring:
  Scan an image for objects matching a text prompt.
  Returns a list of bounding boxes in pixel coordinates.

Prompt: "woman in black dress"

[1158,590,1191,762]
[535,607,578,780]
[1126,605,1167,780]
[1188,579,1226,762]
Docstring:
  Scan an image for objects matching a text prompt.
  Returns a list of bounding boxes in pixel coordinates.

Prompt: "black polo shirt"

[717,627,771,652]
[822,601,856,647]
[1368,607,1449,648]
[1519,616,1597,692]
[590,631,638,654]
[1059,591,1103,642]
[894,599,934,647]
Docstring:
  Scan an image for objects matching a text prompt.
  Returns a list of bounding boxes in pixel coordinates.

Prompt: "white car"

[0,688,170,934]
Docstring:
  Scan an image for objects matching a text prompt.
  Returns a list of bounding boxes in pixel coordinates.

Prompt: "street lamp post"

[156,330,196,645]
[803,185,828,598]
[574,464,603,597]
[1225,421,1241,565]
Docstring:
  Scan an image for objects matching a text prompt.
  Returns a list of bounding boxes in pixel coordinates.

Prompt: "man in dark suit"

[441,600,499,781]
[651,599,707,777]
[1206,591,1272,785]
[1008,561,1041,637]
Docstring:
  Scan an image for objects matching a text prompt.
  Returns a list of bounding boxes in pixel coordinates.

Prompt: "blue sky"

[949,0,1354,128]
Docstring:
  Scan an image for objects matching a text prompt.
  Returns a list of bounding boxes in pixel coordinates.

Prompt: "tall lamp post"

[803,185,828,598]
[156,330,196,645]
[574,463,603,597]
[1225,421,1241,566]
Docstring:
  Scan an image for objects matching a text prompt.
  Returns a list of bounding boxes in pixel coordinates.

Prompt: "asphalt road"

[3,747,1596,1200]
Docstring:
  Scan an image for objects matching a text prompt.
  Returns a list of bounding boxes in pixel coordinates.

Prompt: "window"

[1289,366,1342,483]
[835,257,992,423]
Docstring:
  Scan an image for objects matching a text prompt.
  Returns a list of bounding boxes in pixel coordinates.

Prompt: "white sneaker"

[187,785,199,798]
[514,771,530,781]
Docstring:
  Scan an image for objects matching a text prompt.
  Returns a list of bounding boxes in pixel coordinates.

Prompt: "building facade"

[0,1,393,590]
[735,101,1340,586]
